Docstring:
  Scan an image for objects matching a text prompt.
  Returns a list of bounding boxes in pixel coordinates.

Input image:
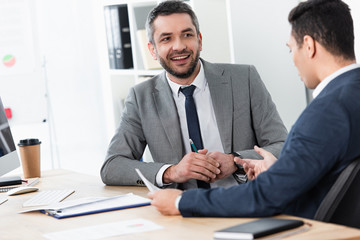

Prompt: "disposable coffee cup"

[18,138,41,178]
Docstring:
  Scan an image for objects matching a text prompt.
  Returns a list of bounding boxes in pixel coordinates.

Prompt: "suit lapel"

[153,73,185,162]
[203,60,233,153]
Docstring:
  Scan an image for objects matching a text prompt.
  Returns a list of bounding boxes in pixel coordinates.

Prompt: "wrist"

[230,152,248,183]
[163,165,175,184]
[230,151,242,159]
[174,193,182,210]
[230,152,242,173]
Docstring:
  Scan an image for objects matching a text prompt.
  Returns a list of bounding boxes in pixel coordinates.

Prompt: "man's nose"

[172,37,186,51]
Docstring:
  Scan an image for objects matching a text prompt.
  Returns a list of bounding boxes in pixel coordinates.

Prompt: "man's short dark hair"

[145,0,200,45]
[288,0,355,61]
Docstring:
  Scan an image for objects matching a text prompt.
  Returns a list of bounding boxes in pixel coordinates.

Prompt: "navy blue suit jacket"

[179,67,360,219]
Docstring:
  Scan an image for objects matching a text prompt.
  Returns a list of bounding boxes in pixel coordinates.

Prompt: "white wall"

[228,0,360,130]
[228,0,305,130]
[345,0,360,60]
[1,1,53,174]
[34,0,108,175]
[2,0,108,176]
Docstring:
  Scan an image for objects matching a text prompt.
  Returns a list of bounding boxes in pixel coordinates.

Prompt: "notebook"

[213,218,304,240]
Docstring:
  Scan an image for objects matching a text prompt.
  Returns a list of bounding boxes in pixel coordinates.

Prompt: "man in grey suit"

[100,0,287,190]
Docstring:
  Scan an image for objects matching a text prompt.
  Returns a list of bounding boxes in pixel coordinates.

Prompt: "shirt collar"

[167,60,207,97]
[313,63,360,99]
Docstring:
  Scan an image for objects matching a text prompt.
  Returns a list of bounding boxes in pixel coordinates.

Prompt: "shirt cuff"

[175,194,182,210]
[156,164,173,187]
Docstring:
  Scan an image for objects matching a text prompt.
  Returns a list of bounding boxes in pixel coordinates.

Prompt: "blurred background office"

[0,0,359,176]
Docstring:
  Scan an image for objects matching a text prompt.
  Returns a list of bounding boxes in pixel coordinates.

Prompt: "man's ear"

[303,35,316,58]
[148,42,158,60]
[198,32,203,52]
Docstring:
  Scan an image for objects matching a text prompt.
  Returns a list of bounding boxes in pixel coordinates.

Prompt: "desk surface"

[1,169,360,240]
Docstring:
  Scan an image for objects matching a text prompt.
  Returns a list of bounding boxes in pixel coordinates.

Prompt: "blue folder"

[39,193,151,219]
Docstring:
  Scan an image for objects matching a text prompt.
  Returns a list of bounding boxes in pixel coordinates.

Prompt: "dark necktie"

[180,85,210,189]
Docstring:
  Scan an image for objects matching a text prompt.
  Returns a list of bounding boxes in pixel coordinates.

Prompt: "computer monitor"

[0,97,20,176]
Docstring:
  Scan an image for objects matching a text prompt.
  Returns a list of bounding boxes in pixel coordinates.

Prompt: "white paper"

[43,218,163,240]
[19,193,151,217]
[0,197,8,205]
[135,168,160,192]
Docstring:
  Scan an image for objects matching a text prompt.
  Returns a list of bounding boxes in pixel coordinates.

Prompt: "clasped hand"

[163,149,221,183]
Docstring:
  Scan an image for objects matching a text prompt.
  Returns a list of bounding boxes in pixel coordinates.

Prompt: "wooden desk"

[1,169,360,240]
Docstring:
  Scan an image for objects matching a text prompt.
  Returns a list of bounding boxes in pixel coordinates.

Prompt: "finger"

[196,154,220,168]
[235,157,256,169]
[245,167,255,179]
[254,145,272,159]
[209,177,217,183]
[234,157,246,165]
[192,172,212,182]
[198,149,208,155]
[192,155,220,170]
[193,159,221,175]
[147,191,154,199]
[184,162,219,181]
[242,163,250,173]
[248,171,255,180]
[190,165,218,180]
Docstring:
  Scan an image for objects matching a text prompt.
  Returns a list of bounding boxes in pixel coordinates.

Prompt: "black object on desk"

[0,176,22,187]
[213,218,304,240]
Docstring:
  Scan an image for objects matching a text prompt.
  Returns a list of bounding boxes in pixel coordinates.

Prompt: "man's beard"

[158,49,200,79]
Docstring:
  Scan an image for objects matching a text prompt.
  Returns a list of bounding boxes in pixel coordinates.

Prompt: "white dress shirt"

[156,60,231,188]
[313,63,360,99]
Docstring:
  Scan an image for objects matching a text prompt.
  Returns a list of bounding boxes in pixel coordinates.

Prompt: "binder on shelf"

[118,5,133,69]
[137,29,162,70]
[104,5,133,70]
[104,6,116,69]
[110,6,123,69]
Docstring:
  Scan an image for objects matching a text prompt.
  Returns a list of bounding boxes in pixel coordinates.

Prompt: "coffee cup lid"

[18,139,41,146]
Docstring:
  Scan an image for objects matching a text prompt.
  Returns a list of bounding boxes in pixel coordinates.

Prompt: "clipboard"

[20,193,151,219]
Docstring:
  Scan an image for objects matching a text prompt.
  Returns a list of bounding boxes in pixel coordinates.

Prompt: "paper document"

[19,193,151,219]
[135,168,160,192]
[0,197,8,205]
[43,218,163,240]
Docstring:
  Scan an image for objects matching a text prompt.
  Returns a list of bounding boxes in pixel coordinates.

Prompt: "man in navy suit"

[149,0,360,219]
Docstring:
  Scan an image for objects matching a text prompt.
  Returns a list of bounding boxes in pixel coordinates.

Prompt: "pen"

[189,139,198,153]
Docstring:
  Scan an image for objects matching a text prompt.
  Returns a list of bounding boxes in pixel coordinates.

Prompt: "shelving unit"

[96,0,232,141]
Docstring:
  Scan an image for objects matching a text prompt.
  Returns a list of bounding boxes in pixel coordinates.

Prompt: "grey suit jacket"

[101,59,287,188]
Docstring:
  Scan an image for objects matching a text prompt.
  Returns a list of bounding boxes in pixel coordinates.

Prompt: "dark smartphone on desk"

[0,176,22,186]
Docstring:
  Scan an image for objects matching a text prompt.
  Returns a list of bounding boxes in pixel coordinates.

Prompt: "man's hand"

[163,149,220,184]
[148,189,182,216]
[208,152,237,180]
[235,146,277,180]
